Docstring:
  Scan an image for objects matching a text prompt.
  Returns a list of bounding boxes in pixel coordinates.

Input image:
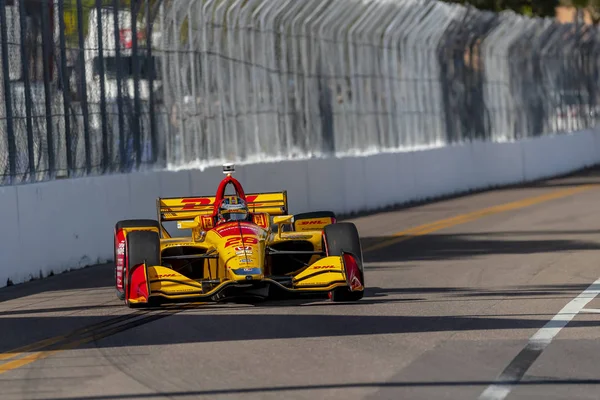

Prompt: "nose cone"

[228,256,264,281]
[212,222,267,281]
[217,238,264,281]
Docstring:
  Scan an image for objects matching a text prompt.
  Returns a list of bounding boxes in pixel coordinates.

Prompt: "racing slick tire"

[114,219,160,301]
[123,230,161,308]
[323,222,364,302]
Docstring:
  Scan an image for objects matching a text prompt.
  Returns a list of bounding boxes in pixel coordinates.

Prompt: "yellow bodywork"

[142,255,349,300]
[122,191,362,304]
[158,192,288,221]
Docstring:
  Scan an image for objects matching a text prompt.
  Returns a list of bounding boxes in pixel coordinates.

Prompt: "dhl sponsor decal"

[180,195,262,210]
[180,197,212,210]
[150,273,177,279]
[299,220,328,225]
[313,265,335,270]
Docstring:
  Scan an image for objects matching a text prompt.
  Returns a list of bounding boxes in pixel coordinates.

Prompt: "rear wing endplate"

[158,191,288,222]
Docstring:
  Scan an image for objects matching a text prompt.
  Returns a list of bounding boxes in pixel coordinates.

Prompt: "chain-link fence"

[159,0,600,168]
[0,0,165,185]
[1,0,600,184]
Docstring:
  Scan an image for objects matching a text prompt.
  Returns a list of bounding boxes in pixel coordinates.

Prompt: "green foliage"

[444,0,560,17]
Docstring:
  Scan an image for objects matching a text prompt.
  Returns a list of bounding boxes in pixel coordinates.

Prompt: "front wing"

[126,253,364,305]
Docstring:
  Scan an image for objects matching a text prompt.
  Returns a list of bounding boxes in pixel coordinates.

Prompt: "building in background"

[556,5,595,25]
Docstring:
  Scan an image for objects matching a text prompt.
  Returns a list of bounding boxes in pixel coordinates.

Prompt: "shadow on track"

[361,231,600,264]
[0,303,125,317]
[0,263,114,303]
[1,285,596,352]
[366,283,591,298]
[37,379,600,399]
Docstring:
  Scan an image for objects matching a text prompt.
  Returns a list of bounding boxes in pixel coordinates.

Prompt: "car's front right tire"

[323,222,364,302]
[123,230,161,308]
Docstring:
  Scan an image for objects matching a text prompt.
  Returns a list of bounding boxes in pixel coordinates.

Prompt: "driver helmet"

[217,196,249,223]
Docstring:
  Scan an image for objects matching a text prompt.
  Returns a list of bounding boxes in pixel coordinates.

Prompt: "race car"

[113,164,365,307]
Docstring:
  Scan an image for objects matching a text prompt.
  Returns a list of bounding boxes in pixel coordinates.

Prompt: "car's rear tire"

[123,230,161,308]
[323,222,364,302]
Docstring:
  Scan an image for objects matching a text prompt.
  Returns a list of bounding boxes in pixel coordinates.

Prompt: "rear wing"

[158,191,288,222]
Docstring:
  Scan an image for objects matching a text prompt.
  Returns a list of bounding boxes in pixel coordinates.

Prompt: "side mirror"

[272,215,293,235]
[273,215,293,225]
[177,218,200,230]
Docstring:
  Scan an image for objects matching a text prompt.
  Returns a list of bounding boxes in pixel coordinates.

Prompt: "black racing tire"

[123,230,161,308]
[323,222,363,263]
[114,219,160,301]
[323,222,364,302]
[115,289,125,301]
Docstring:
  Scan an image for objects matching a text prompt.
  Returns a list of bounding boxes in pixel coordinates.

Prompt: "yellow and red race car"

[113,164,365,307]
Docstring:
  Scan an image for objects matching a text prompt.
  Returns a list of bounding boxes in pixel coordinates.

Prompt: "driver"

[216,196,250,224]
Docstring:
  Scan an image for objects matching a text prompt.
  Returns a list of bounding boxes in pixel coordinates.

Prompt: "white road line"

[478,278,600,400]
[580,308,600,314]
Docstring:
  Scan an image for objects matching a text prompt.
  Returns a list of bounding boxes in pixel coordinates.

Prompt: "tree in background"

[444,0,600,23]
[443,0,560,17]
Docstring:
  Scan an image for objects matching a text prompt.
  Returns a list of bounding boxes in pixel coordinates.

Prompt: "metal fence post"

[41,0,55,179]
[130,0,141,169]
[58,0,73,177]
[0,0,16,184]
[96,0,109,173]
[146,0,158,165]
[77,0,91,174]
[112,0,126,172]
[17,0,34,182]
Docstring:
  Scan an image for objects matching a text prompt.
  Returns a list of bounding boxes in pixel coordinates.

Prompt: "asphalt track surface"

[3,169,600,400]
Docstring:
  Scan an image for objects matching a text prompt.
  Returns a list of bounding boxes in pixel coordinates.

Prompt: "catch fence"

[0,0,599,184]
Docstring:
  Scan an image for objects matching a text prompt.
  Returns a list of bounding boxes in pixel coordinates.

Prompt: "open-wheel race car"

[113,164,365,307]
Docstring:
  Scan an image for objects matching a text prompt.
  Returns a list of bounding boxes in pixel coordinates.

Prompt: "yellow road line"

[0,311,150,363]
[0,336,94,374]
[0,302,205,375]
[0,336,65,362]
[363,184,599,253]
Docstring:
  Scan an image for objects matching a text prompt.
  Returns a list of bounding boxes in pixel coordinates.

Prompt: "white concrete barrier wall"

[2,129,600,287]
